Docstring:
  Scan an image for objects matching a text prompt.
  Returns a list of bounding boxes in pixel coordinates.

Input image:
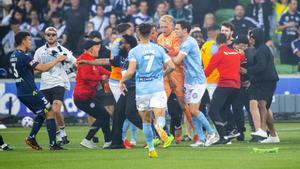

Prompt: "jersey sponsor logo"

[192,92,198,99]
[138,76,159,82]
[224,51,238,55]
[90,102,95,108]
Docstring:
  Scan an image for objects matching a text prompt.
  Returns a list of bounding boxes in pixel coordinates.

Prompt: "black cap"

[84,40,100,50]
[233,34,249,44]
[88,31,102,40]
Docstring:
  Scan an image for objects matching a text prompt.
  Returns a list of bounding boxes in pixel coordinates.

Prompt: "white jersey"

[33,43,76,91]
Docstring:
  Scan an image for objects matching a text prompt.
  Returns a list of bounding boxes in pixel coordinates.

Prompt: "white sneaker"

[205,132,219,146]
[251,129,267,138]
[103,141,112,148]
[130,140,137,146]
[260,136,280,143]
[80,139,97,149]
[190,141,205,147]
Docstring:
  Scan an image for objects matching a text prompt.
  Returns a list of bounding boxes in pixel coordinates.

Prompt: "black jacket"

[247,28,279,83]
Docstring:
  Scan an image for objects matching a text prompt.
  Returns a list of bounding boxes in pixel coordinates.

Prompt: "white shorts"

[109,79,121,102]
[136,91,167,112]
[207,83,217,100]
[184,83,207,104]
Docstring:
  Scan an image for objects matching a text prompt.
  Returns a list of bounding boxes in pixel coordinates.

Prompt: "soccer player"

[34,27,76,145]
[172,20,218,147]
[0,134,12,151]
[119,23,175,158]
[205,33,245,145]
[10,31,66,150]
[157,15,192,143]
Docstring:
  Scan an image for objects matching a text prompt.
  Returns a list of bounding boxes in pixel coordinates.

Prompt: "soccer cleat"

[49,144,65,150]
[130,140,137,147]
[106,144,125,149]
[153,138,161,147]
[227,129,241,140]
[103,141,112,148]
[260,136,280,143]
[163,135,174,148]
[251,129,268,139]
[80,138,97,149]
[0,144,13,151]
[193,135,199,143]
[25,137,42,150]
[174,127,183,144]
[182,135,192,141]
[237,133,245,141]
[190,141,205,147]
[148,149,158,158]
[57,136,70,146]
[144,138,161,149]
[123,139,134,149]
[212,138,231,145]
[205,132,219,146]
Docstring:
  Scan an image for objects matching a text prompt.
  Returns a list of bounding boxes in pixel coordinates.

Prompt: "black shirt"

[229,16,259,37]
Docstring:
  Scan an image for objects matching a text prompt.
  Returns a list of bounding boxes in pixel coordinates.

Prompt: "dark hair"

[216,33,227,45]
[176,20,191,33]
[123,35,137,48]
[131,2,138,7]
[15,31,31,46]
[51,11,61,19]
[9,18,20,25]
[207,25,219,32]
[156,1,166,8]
[137,23,152,38]
[139,0,148,6]
[221,21,235,32]
[96,4,105,11]
[235,3,244,9]
[117,23,131,34]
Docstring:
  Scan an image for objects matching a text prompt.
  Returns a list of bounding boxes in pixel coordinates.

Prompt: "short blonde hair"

[160,15,174,24]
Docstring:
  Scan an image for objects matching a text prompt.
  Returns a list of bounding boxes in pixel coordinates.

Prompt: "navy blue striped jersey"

[10,50,39,96]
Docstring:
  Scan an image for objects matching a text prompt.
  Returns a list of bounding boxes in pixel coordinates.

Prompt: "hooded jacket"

[247,28,279,83]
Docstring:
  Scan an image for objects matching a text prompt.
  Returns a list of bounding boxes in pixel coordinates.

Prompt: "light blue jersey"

[128,42,170,95]
[180,36,206,85]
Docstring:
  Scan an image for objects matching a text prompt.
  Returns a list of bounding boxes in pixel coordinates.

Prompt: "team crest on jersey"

[192,93,198,99]
[90,102,95,108]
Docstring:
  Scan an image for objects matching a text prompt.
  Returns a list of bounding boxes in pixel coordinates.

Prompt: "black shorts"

[248,81,277,109]
[18,91,50,115]
[95,90,116,107]
[41,86,65,104]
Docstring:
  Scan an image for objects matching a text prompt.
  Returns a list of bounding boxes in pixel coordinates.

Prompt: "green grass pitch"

[0,122,299,169]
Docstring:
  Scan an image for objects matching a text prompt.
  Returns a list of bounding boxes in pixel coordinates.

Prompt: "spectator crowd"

[0,0,300,76]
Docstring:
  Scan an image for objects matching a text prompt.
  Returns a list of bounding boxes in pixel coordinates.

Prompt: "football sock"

[197,112,214,134]
[29,115,45,139]
[85,120,101,140]
[143,123,154,151]
[0,135,4,145]
[130,123,137,142]
[46,119,56,146]
[192,117,205,142]
[122,119,130,140]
